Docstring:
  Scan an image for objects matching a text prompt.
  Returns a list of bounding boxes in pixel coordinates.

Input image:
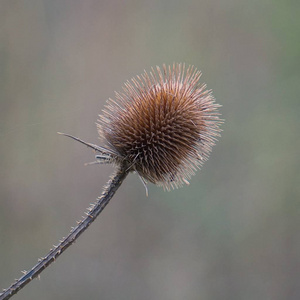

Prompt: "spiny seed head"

[97,63,222,190]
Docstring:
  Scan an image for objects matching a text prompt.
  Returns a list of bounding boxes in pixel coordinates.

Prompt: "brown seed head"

[97,63,222,190]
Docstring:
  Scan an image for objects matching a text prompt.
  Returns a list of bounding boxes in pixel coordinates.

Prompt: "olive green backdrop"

[1,1,299,299]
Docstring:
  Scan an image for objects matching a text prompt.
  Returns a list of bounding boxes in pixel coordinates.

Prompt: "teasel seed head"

[97,63,222,190]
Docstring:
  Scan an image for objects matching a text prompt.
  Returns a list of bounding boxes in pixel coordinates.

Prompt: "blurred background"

[0,1,299,299]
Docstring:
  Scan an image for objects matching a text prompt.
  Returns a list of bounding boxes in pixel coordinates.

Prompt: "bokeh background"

[1,1,299,299]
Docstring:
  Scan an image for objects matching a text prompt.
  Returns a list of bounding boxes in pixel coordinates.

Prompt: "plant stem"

[0,167,129,300]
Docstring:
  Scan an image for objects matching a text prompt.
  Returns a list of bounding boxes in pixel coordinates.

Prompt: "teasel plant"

[0,63,222,300]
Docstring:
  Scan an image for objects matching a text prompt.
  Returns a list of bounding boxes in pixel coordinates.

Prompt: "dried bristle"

[97,63,222,190]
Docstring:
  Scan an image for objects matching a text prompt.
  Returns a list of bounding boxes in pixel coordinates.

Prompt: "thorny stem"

[0,167,129,300]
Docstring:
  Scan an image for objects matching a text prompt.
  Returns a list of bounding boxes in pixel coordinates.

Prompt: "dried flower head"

[97,63,222,190]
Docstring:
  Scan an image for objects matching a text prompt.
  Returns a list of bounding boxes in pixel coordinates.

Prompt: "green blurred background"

[1,1,299,299]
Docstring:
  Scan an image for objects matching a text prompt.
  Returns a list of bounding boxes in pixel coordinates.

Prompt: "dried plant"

[0,63,222,300]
